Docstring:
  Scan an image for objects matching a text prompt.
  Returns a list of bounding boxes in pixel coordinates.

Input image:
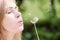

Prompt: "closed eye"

[7,11,12,14]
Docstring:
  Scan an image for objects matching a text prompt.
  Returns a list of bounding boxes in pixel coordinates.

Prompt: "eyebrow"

[9,7,13,9]
[8,6,18,10]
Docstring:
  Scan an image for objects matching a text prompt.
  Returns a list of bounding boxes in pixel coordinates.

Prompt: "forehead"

[5,1,16,9]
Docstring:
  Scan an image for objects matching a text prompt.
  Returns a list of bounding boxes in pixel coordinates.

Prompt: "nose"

[14,11,21,18]
[16,12,22,18]
[16,12,20,18]
[16,14,20,18]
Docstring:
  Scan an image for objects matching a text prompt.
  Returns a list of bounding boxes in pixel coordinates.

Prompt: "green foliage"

[16,0,60,40]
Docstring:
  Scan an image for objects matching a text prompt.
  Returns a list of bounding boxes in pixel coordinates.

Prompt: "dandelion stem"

[34,23,40,40]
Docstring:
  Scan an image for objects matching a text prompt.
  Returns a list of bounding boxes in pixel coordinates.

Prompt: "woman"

[0,0,24,40]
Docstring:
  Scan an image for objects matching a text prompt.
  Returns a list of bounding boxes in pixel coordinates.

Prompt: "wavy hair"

[0,0,22,40]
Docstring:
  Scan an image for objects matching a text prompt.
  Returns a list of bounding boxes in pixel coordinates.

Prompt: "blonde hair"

[0,0,22,40]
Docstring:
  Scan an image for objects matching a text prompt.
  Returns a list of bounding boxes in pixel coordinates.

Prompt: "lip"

[18,20,23,26]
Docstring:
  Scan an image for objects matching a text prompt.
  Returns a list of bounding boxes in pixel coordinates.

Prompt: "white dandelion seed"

[30,17,40,40]
[31,17,38,24]
[28,13,31,16]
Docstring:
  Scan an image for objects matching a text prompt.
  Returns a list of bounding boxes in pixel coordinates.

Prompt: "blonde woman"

[0,0,24,40]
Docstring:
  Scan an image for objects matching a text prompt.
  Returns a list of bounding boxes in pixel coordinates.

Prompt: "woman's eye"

[8,12,12,14]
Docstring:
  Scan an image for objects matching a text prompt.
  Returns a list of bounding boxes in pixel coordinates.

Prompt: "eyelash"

[8,11,12,14]
[7,8,19,14]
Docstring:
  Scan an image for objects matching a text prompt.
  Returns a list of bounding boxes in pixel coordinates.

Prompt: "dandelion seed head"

[31,17,38,24]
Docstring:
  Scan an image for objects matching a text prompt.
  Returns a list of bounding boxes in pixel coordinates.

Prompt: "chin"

[19,25,24,32]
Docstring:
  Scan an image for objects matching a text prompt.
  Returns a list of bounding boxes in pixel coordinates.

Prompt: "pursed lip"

[18,20,23,26]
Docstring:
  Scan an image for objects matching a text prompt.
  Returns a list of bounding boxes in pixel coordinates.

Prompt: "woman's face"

[2,1,24,33]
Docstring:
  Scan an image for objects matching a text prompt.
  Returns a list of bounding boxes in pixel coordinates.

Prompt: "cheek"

[2,14,20,32]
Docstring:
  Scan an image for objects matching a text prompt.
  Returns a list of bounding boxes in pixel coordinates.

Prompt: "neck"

[1,29,15,40]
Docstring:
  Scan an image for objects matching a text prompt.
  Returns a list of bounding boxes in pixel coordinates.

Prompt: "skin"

[1,1,24,40]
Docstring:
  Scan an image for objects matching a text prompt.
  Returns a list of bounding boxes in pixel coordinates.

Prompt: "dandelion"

[31,17,38,24]
[31,17,40,40]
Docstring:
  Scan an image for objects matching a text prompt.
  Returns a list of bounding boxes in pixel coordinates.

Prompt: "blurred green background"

[16,0,60,40]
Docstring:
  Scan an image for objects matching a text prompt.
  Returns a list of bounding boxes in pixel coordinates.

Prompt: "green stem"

[34,23,40,40]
